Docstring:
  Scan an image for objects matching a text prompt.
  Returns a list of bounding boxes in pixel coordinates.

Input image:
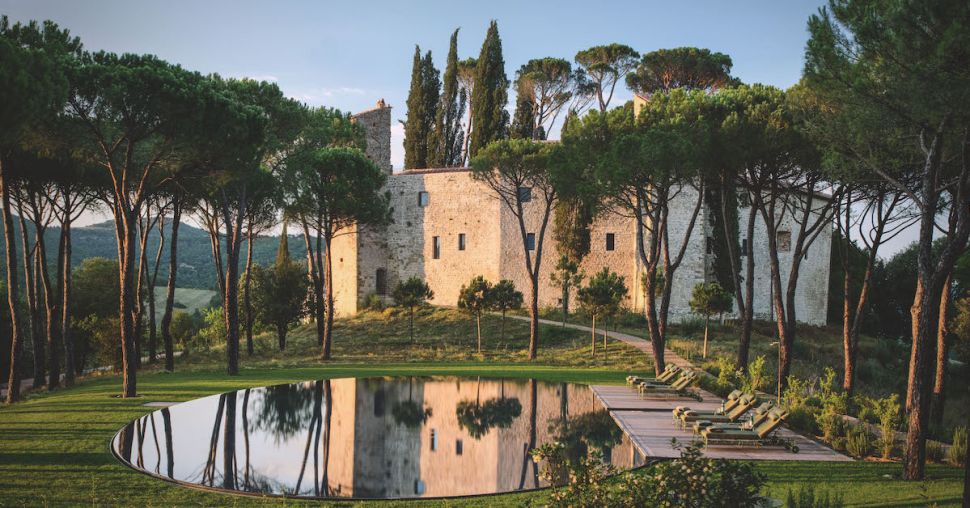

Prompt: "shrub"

[677,316,707,337]
[533,440,766,508]
[360,293,384,311]
[947,426,967,467]
[648,440,766,508]
[785,485,845,508]
[715,356,740,392]
[816,368,849,443]
[787,406,820,435]
[926,440,945,463]
[741,355,768,394]
[845,425,872,459]
[857,393,900,459]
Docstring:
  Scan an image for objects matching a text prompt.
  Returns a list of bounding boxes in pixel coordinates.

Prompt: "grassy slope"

[151,287,217,323]
[0,309,965,507]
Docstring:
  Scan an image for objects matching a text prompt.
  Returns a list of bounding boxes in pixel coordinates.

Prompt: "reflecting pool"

[112,376,644,499]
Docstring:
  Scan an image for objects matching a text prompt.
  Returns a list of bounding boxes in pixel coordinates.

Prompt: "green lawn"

[0,309,965,507]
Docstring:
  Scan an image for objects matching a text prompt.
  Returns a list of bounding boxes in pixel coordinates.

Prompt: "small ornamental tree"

[689,282,733,358]
[489,279,523,342]
[392,277,433,344]
[549,255,584,327]
[577,268,628,358]
[458,275,492,353]
[250,233,309,352]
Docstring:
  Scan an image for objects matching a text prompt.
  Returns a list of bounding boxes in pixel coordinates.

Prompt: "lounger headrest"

[726,389,742,400]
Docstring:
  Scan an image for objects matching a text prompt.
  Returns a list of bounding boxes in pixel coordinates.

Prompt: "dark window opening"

[458,233,466,251]
[418,191,430,207]
[741,238,749,256]
[605,233,615,251]
[430,429,438,451]
[433,236,441,259]
[456,439,463,455]
[375,268,387,295]
[374,390,385,417]
[518,186,532,203]
[526,233,536,251]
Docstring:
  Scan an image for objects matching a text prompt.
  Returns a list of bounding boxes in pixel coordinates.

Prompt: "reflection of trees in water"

[456,398,522,439]
[392,376,432,428]
[252,383,315,444]
[161,408,175,479]
[293,380,336,497]
[517,379,539,490]
[548,409,623,463]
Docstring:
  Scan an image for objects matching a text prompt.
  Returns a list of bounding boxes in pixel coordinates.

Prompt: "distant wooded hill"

[1,217,307,291]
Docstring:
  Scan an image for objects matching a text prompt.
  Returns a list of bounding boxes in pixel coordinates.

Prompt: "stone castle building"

[333,100,831,326]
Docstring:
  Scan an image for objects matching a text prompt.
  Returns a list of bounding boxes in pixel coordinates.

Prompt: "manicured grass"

[0,309,965,507]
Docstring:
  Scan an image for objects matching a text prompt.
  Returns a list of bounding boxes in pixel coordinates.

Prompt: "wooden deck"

[591,385,853,462]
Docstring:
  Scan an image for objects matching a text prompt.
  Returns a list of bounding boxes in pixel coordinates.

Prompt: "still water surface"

[112,376,644,499]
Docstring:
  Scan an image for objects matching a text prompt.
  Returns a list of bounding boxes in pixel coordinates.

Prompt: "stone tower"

[353,99,392,174]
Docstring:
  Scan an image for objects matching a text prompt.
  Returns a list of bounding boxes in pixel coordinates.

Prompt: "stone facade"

[331,102,832,326]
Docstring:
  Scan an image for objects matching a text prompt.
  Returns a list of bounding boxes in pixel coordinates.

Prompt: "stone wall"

[352,100,392,175]
[332,101,832,326]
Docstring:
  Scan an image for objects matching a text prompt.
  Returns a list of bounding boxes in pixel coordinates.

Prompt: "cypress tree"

[429,29,465,167]
[509,83,535,140]
[468,20,509,158]
[276,222,291,266]
[403,47,439,169]
[403,46,427,169]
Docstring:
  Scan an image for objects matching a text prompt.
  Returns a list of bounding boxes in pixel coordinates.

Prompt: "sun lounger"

[627,365,681,385]
[678,393,758,429]
[690,401,775,434]
[636,371,701,400]
[701,408,799,453]
[672,389,742,420]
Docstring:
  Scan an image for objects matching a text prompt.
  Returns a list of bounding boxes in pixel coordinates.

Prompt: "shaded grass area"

[0,309,965,507]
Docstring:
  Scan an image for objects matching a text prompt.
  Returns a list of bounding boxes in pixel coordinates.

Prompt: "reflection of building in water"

[326,377,640,498]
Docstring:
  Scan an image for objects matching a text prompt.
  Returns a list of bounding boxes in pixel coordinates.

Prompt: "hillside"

[0,217,308,290]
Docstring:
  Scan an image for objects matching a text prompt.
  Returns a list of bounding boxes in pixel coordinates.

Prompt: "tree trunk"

[60,214,75,387]
[2,160,24,404]
[321,236,334,360]
[931,274,952,427]
[35,219,59,389]
[528,273,539,360]
[561,283,568,328]
[116,208,139,398]
[160,203,180,372]
[603,319,608,361]
[408,308,414,344]
[590,314,596,356]
[476,314,482,353]
[277,323,287,351]
[703,315,710,359]
[222,244,241,375]
[244,227,255,356]
[146,220,164,364]
[501,310,507,342]
[18,212,43,388]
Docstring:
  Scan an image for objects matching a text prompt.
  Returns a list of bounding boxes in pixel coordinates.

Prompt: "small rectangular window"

[777,231,791,253]
[455,439,463,456]
[375,268,387,295]
[418,191,429,207]
[458,233,466,251]
[605,233,615,251]
[741,238,749,257]
[430,429,438,451]
[433,236,441,259]
[526,232,536,251]
[518,186,532,203]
